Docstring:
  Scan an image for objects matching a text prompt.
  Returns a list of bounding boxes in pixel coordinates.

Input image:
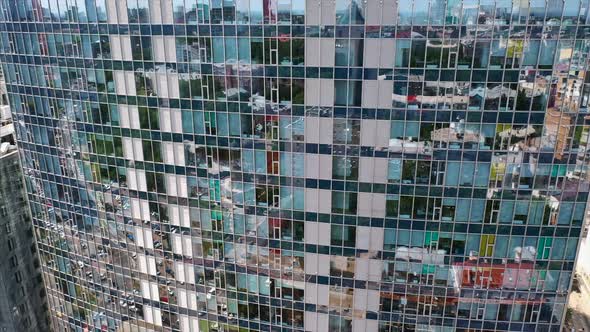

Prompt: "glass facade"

[0,0,589,331]
[0,148,50,332]
[0,72,49,332]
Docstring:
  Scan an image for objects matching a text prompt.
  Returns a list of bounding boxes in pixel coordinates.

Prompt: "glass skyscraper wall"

[0,0,589,331]
[0,71,50,332]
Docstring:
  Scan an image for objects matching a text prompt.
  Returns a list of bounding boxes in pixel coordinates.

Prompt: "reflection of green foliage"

[278,40,290,62]
[251,40,264,64]
[507,40,524,57]
[92,135,116,156]
[292,39,305,65]
[135,74,147,95]
[496,124,511,132]
[138,107,150,129]
[490,162,505,180]
[88,292,97,305]
[143,141,162,163]
[293,83,304,104]
[199,319,209,332]
[410,41,426,67]
[179,79,190,98]
[74,284,82,298]
[574,125,584,145]
[99,164,111,183]
[202,241,212,256]
[402,160,416,180]
[113,138,123,158]
[71,304,83,319]
[426,47,442,65]
[91,163,101,182]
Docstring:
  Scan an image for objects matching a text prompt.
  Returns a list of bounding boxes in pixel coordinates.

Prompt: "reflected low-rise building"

[1,0,590,331]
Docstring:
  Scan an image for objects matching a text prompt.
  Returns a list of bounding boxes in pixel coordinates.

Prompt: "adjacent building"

[0,70,50,331]
[0,0,590,331]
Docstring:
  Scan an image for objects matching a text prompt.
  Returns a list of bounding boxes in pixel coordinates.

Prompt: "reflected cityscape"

[0,0,589,331]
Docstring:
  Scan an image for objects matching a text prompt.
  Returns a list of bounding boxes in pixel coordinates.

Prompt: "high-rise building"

[0,70,50,331]
[0,1,589,331]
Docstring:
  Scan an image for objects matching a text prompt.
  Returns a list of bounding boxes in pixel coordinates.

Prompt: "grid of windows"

[0,149,50,331]
[1,0,590,331]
